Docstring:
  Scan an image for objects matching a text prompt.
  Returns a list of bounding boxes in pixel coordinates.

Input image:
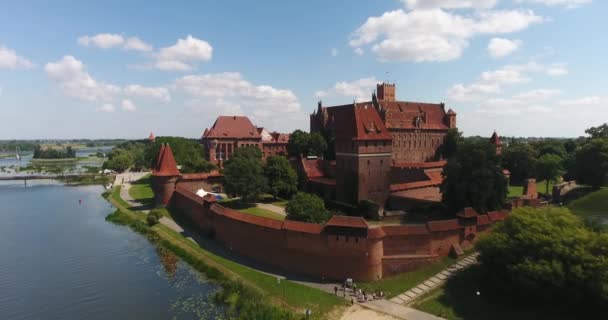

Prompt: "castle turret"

[148,132,156,142]
[445,108,457,129]
[489,131,502,155]
[376,83,395,101]
[152,143,180,207]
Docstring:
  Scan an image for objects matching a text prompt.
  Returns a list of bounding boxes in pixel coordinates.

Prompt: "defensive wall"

[170,184,507,281]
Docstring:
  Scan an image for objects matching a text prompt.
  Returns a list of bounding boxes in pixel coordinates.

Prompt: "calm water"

[0,147,113,176]
[0,181,224,320]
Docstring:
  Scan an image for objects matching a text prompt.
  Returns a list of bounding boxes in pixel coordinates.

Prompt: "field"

[128,174,154,206]
[220,198,286,221]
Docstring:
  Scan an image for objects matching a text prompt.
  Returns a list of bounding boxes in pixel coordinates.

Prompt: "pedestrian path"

[388,253,479,306]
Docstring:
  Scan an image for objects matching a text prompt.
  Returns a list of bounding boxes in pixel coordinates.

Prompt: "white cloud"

[0,46,34,69]
[557,96,602,106]
[97,104,115,112]
[487,38,522,58]
[517,0,592,9]
[349,8,544,62]
[447,62,552,101]
[78,33,124,49]
[124,37,153,52]
[121,99,137,111]
[315,77,378,102]
[354,48,364,56]
[124,84,171,102]
[402,0,498,10]
[153,35,213,71]
[331,48,339,57]
[514,88,562,100]
[45,55,120,102]
[175,72,300,121]
[546,64,568,76]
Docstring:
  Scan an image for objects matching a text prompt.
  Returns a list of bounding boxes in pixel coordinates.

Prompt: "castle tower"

[489,131,502,155]
[445,109,457,129]
[148,132,156,142]
[376,83,395,102]
[152,143,180,207]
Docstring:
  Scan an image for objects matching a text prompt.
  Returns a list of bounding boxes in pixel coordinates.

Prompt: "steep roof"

[378,101,449,130]
[203,116,261,139]
[332,103,392,141]
[301,158,325,179]
[153,143,180,177]
[490,131,502,145]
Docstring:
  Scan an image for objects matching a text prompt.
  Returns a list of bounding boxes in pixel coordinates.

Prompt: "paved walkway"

[361,299,445,320]
[388,253,479,306]
[115,171,151,212]
[255,203,286,215]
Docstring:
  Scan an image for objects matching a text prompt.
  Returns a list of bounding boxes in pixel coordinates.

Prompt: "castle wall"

[389,130,447,163]
[168,186,505,281]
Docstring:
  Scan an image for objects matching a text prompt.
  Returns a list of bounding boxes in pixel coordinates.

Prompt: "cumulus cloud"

[97,104,115,112]
[402,0,498,10]
[121,99,137,111]
[45,55,120,102]
[174,72,300,121]
[514,88,562,100]
[557,96,602,106]
[354,48,364,56]
[546,64,568,76]
[517,0,592,9]
[315,77,378,102]
[487,38,522,58]
[124,84,171,102]
[124,37,153,52]
[349,8,544,62]
[153,35,213,71]
[78,33,124,49]
[0,46,34,69]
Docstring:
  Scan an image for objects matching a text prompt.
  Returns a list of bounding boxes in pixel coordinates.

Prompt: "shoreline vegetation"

[103,186,345,319]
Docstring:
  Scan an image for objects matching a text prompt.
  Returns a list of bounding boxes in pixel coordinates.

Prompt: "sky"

[0,0,606,139]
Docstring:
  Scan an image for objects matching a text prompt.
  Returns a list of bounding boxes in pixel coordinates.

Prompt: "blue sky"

[0,0,606,139]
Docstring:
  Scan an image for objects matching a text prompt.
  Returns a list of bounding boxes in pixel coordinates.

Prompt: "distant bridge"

[0,174,96,186]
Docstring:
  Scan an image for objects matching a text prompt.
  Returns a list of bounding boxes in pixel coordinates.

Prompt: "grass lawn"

[105,187,344,317]
[220,198,285,221]
[358,256,457,298]
[414,266,579,320]
[568,187,608,217]
[508,180,556,198]
[271,200,288,208]
[128,174,154,205]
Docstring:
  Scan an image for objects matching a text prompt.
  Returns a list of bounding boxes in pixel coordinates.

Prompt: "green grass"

[271,200,288,208]
[568,187,608,217]
[414,266,579,320]
[105,186,343,318]
[508,180,556,198]
[358,256,458,298]
[221,199,285,221]
[128,174,154,205]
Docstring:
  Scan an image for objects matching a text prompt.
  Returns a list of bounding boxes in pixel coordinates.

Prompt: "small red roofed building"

[201,116,289,165]
[152,143,181,206]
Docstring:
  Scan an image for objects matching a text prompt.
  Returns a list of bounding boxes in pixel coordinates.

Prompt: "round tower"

[152,143,180,207]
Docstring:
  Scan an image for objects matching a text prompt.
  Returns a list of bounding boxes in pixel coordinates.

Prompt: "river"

[0,181,224,320]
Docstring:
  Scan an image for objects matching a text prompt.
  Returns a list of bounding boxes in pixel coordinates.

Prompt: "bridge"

[0,174,96,186]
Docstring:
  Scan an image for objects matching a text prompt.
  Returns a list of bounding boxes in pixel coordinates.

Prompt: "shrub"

[285,192,331,223]
[147,209,163,226]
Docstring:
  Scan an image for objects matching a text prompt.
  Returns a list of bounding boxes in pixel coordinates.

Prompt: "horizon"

[1,0,606,139]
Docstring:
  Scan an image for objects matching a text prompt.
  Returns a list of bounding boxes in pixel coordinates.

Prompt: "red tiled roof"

[392,160,447,169]
[174,186,204,205]
[382,224,430,236]
[325,215,369,229]
[477,215,491,226]
[309,176,336,186]
[490,131,502,145]
[390,187,442,202]
[390,169,443,192]
[427,219,460,232]
[180,171,222,180]
[215,204,284,230]
[301,158,324,178]
[331,104,392,141]
[456,207,479,218]
[282,220,323,234]
[487,211,508,222]
[447,108,456,115]
[153,144,180,177]
[155,143,165,170]
[203,116,261,139]
[378,101,449,130]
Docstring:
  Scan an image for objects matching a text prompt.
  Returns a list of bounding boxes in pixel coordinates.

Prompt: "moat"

[0,181,224,320]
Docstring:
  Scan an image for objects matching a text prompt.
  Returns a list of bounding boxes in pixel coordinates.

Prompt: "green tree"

[308,132,328,157]
[477,206,608,307]
[285,192,331,223]
[441,141,507,213]
[536,153,564,194]
[533,141,567,159]
[144,137,215,173]
[502,143,538,183]
[574,138,608,189]
[287,130,327,157]
[263,155,298,199]
[223,156,267,203]
[585,123,608,139]
[441,128,463,159]
[231,145,262,161]
[103,153,132,172]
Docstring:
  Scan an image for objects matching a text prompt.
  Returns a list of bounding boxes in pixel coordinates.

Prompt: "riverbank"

[104,186,346,319]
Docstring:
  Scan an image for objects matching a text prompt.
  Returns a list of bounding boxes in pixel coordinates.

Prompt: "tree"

[477,206,608,308]
[231,145,262,161]
[441,141,507,213]
[536,153,564,194]
[103,154,132,172]
[585,123,608,139]
[144,137,215,173]
[223,156,267,203]
[285,192,332,223]
[287,130,327,157]
[264,155,298,199]
[574,138,608,189]
[502,143,538,184]
[533,141,567,159]
[441,128,463,159]
[308,132,328,157]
